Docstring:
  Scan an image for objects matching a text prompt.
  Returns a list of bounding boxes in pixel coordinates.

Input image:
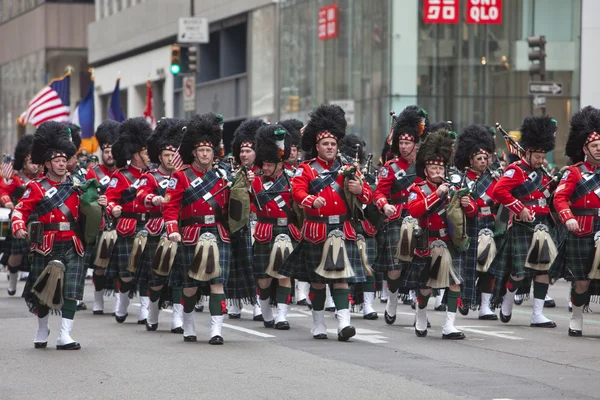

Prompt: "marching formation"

[2,102,600,350]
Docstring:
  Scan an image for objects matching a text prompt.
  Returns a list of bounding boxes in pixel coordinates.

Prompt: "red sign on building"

[423,0,459,24]
[466,0,502,24]
[318,4,339,41]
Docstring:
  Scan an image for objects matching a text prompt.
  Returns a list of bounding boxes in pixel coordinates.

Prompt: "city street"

[1,277,600,400]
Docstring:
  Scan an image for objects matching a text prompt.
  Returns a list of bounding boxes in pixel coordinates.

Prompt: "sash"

[467,171,494,206]
[35,178,77,217]
[12,171,31,202]
[421,184,449,219]
[181,168,222,207]
[308,159,342,196]
[389,163,416,194]
[255,174,288,209]
[93,165,112,194]
[151,171,170,197]
[119,169,139,204]
[510,164,543,199]
[571,164,600,203]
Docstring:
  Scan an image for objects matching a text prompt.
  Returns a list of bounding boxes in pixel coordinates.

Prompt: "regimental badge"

[22,188,31,199]
[168,178,178,189]
[381,167,389,178]
[5,179,12,185]
[109,178,118,188]
[409,192,417,201]
[503,169,515,178]
[139,178,147,186]
[561,170,570,181]
[294,167,303,177]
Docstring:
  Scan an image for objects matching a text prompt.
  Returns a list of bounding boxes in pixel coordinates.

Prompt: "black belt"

[181,215,222,227]
[429,229,448,237]
[121,212,148,222]
[304,214,347,224]
[522,199,548,207]
[257,216,289,226]
[571,208,600,217]
[389,197,408,205]
[43,222,73,232]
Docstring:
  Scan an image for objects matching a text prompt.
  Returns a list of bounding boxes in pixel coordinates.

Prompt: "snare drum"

[0,207,10,241]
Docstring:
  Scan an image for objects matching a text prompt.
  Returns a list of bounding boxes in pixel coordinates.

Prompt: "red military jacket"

[136,168,170,235]
[0,170,40,206]
[86,164,114,190]
[374,156,419,221]
[291,157,373,243]
[464,168,498,218]
[283,161,296,171]
[554,161,600,237]
[493,159,551,217]
[163,164,230,245]
[11,176,84,256]
[251,170,302,243]
[105,165,146,236]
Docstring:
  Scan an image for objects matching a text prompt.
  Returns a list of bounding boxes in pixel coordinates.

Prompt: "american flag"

[0,155,13,179]
[504,136,524,157]
[172,145,184,171]
[18,73,71,127]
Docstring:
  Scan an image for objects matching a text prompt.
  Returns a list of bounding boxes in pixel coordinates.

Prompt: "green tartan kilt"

[23,240,85,312]
[227,226,257,304]
[400,241,464,290]
[489,215,554,280]
[253,225,299,280]
[11,236,31,255]
[105,221,147,280]
[373,213,411,273]
[174,226,230,288]
[549,218,600,281]
[133,234,162,288]
[279,223,366,284]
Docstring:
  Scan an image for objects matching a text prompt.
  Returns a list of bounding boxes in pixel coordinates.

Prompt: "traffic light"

[170,44,181,75]
[287,95,300,112]
[185,45,198,73]
[527,35,546,78]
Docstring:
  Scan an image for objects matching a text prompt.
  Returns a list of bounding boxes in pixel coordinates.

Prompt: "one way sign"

[528,81,563,96]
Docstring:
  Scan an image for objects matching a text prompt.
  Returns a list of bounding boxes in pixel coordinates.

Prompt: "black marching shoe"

[93,310,104,315]
[478,313,498,321]
[442,332,466,340]
[530,321,557,328]
[499,310,511,323]
[363,312,378,320]
[7,288,16,296]
[568,328,582,337]
[34,342,47,349]
[415,328,427,337]
[56,342,81,350]
[325,307,336,312]
[115,314,128,323]
[171,327,184,334]
[337,326,356,342]
[434,304,446,312]
[458,306,469,316]
[253,314,264,322]
[274,321,290,330]
[313,333,327,339]
[76,302,87,311]
[297,299,307,306]
[384,311,396,325]
[137,319,147,325]
[183,335,197,342]
[264,320,275,328]
[146,322,158,331]
[545,298,556,308]
[228,313,241,319]
[194,304,204,313]
[209,335,224,345]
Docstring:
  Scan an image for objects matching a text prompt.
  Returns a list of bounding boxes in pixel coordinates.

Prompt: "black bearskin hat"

[278,118,303,148]
[148,118,186,164]
[96,120,120,149]
[112,117,152,168]
[301,104,347,159]
[566,106,600,163]
[180,112,222,165]
[254,124,291,167]
[453,124,495,171]
[32,121,78,164]
[391,106,429,156]
[520,115,556,153]
[13,134,34,170]
[64,123,82,152]
[415,128,455,179]
[232,119,265,165]
[339,134,366,165]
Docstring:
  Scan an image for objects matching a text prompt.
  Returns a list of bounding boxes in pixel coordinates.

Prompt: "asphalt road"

[1,276,599,400]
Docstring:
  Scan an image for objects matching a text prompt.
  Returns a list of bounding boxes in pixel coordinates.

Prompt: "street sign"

[183,75,196,112]
[533,95,547,109]
[528,81,563,96]
[329,99,355,125]
[178,17,209,44]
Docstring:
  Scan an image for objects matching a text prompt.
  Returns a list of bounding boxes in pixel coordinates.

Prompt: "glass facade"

[278,0,581,165]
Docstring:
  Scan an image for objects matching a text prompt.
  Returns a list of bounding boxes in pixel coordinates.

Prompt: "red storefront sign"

[466,0,502,24]
[318,4,339,40]
[423,0,459,24]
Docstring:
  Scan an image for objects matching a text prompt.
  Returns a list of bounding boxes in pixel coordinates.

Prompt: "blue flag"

[72,81,95,138]
[108,78,126,122]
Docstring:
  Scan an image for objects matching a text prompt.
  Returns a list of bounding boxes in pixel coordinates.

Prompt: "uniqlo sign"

[318,4,338,41]
[423,0,459,24]
[467,0,502,24]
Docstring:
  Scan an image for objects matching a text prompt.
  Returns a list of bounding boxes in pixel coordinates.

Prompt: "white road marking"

[456,326,524,340]
[327,328,389,344]
[222,323,276,338]
[241,308,307,318]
